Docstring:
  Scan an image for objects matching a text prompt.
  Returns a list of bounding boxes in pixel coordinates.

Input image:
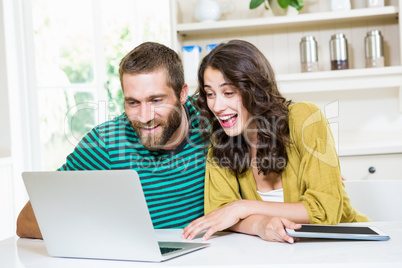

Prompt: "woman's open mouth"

[218,114,238,128]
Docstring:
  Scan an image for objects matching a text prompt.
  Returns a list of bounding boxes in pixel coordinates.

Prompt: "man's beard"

[130,101,183,151]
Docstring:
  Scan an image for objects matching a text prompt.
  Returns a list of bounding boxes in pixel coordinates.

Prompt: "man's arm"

[16,201,43,239]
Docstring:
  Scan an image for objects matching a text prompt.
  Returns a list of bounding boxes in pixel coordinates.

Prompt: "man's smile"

[140,124,161,134]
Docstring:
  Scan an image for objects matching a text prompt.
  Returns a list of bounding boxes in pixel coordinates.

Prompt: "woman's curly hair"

[195,40,292,176]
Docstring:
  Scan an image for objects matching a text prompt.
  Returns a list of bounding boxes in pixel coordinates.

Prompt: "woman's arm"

[230,215,301,243]
[182,199,308,241]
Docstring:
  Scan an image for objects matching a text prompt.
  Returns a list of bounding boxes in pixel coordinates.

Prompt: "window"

[29,0,171,170]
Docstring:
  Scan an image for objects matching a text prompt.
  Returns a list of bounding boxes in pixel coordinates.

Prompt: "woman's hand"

[182,199,303,243]
[253,216,302,243]
[182,200,246,241]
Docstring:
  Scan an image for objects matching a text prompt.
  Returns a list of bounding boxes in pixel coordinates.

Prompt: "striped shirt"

[58,99,207,228]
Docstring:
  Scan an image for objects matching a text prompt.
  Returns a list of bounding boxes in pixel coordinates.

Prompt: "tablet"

[286,224,390,241]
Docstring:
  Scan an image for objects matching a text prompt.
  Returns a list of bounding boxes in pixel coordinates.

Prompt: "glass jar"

[330,33,349,70]
[300,36,319,72]
[365,30,384,68]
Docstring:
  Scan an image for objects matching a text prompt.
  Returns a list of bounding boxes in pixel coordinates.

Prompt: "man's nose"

[138,103,155,124]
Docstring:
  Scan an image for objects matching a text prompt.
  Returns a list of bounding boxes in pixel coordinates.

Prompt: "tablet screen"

[287,224,390,241]
[294,225,378,235]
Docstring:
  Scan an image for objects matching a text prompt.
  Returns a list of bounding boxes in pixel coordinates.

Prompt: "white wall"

[0,0,14,241]
[0,0,11,158]
[0,0,32,241]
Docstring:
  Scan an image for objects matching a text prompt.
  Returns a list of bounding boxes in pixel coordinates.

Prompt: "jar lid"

[330,33,348,60]
[300,36,318,63]
[365,30,384,58]
[331,33,347,40]
[301,36,316,42]
[181,45,202,52]
[366,30,382,37]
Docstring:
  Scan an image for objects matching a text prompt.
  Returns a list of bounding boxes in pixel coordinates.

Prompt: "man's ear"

[179,83,189,104]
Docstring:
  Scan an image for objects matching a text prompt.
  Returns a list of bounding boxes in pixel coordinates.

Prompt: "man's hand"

[16,201,43,239]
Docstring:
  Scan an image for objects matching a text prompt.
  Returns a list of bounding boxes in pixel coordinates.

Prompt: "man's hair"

[195,39,292,176]
[119,42,184,99]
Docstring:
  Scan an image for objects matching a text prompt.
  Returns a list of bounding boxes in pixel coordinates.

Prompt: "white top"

[257,188,284,202]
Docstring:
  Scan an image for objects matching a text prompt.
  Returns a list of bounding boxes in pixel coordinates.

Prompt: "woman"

[183,39,369,243]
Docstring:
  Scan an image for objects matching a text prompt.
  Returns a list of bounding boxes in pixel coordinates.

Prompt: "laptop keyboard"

[160,247,183,255]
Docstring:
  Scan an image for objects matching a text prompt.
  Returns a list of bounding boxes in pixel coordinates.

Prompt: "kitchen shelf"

[279,66,402,113]
[188,66,402,112]
[176,6,399,36]
[278,65,402,91]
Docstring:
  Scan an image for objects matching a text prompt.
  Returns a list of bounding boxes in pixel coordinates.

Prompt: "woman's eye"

[206,92,214,98]
[225,91,234,96]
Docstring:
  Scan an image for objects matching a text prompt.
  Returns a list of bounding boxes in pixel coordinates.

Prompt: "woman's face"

[203,67,253,137]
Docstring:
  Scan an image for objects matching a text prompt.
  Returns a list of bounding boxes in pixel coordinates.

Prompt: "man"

[17,42,207,238]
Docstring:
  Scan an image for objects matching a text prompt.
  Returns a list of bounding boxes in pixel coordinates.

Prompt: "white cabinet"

[340,153,402,180]
[170,0,402,175]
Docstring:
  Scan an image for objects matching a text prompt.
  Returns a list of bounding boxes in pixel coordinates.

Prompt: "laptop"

[21,170,209,262]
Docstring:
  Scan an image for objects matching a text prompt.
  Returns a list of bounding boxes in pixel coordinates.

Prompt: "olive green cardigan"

[205,101,369,224]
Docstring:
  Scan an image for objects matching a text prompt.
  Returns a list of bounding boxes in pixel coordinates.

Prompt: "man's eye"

[127,101,137,105]
[152,98,162,104]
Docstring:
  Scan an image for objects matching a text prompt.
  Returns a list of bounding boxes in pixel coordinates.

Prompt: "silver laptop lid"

[22,170,166,262]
